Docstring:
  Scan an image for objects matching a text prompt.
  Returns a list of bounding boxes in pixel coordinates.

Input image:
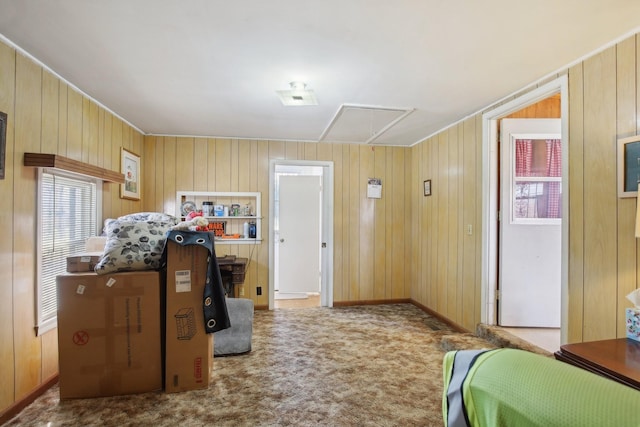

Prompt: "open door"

[269,160,334,310]
[499,118,561,327]
[277,175,322,295]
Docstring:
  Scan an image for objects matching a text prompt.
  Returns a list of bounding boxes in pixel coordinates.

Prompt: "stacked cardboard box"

[56,271,163,399]
[65,252,103,272]
[164,240,214,393]
[57,236,216,397]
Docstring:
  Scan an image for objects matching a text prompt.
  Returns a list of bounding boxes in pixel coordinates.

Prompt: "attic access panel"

[319,104,414,145]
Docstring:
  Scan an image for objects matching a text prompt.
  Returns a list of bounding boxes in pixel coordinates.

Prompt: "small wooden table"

[554,338,640,391]
[217,255,248,297]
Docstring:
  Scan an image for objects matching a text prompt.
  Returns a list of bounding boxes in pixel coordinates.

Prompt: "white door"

[277,175,321,294]
[499,119,561,327]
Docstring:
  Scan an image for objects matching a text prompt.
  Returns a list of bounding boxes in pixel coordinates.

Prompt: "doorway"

[481,76,569,349]
[268,160,334,310]
[499,118,561,328]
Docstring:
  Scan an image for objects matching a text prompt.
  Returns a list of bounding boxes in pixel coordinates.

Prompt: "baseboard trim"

[333,298,411,307]
[0,373,58,425]
[410,299,470,333]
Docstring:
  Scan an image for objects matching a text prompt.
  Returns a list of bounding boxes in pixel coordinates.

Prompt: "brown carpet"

[5,303,506,427]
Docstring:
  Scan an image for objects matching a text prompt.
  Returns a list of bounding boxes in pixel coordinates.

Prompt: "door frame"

[268,159,334,310]
[480,76,569,344]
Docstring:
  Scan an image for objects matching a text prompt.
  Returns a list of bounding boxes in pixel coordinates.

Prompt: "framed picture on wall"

[618,135,640,198]
[423,179,432,196]
[120,148,141,200]
[0,111,6,180]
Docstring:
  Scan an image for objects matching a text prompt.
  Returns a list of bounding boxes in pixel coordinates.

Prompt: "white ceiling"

[1,1,639,146]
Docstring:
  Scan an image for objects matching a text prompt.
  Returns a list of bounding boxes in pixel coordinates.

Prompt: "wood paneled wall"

[567,35,640,342]
[3,27,640,420]
[505,94,561,119]
[410,117,482,331]
[142,137,413,307]
[410,34,640,341]
[0,42,142,415]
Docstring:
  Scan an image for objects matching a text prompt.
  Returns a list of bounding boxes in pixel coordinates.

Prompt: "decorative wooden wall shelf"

[23,153,124,183]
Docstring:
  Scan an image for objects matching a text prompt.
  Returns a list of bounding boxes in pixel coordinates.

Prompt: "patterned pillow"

[117,212,178,223]
[101,212,178,235]
[94,219,173,275]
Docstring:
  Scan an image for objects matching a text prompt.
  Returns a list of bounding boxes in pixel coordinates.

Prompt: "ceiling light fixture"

[276,81,318,106]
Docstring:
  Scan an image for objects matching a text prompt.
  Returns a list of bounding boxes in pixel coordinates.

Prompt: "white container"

[202,202,213,217]
[243,222,249,238]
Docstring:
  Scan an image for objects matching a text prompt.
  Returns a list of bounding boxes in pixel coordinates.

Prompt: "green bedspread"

[443,348,640,427]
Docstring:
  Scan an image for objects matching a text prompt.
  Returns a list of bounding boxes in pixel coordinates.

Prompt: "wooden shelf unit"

[176,191,262,244]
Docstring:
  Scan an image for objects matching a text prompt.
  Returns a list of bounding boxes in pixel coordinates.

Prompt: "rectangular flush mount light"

[276,81,318,106]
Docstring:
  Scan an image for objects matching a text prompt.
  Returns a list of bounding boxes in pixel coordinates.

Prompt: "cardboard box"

[164,240,214,393]
[85,236,108,252]
[56,271,163,399]
[66,252,102,272]
[626,308,640,341]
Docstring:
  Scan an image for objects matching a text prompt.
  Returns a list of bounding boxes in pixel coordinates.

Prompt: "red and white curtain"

[514,138,561,218]
[515,139,533,177]
[545,139,561,218]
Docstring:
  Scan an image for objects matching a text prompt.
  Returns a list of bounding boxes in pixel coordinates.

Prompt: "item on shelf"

[202,201,213,217]
[243,221,249,238]
[207,220,226,237]
[221,234,241,239]
[176,191,261,244]
[180,200,197,216]
[172,213,208,231]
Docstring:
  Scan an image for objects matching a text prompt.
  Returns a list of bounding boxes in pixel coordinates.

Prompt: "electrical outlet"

[239,285,245,296]
[256,286,262,296]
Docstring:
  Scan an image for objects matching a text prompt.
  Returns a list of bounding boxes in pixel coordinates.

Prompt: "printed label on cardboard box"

[72,330,90,346]
[174,307,196,340]
[194,357,203,383]
[175,270,191,292]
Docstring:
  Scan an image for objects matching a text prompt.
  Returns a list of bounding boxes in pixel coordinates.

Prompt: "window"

[36,168,100,335]
[512,138,562,223]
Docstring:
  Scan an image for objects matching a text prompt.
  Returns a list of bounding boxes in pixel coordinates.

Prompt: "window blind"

[38,170,97,334]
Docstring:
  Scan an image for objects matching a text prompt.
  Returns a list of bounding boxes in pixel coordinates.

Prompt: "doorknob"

[280,238,284,243]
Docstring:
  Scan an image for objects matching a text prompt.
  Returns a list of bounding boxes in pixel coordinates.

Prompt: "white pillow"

[94,219,173,275]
